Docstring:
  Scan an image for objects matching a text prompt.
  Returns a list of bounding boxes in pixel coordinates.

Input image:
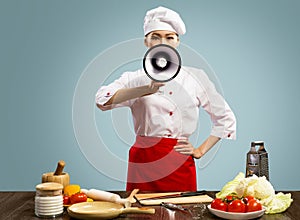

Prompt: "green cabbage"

[263,193,293,214]
[215,172,245,199]
[249,175,275,200]
[215,172,293,214]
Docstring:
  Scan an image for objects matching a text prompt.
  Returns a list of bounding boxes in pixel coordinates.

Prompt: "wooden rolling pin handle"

[54,160,65,176]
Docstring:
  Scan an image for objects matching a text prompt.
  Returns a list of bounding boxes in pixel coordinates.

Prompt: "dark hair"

[145,32,179,37]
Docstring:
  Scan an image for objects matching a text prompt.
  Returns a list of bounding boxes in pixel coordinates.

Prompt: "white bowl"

[207,204,265,220]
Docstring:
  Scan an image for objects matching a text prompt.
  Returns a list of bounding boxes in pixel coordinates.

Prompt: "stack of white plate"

[35,195,63,217]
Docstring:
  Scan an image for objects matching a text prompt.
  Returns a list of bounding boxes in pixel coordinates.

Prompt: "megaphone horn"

[143,44,181,82]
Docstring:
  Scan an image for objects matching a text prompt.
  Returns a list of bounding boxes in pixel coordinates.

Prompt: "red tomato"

[225,195,238,203]
[70,193,87,204]
[211,198,227,212]
[63,195,70,205]
[246,199,262,212]
[228,199,246,213]
[243,195,255,204]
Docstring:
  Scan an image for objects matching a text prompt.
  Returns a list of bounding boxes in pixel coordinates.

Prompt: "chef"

[95,6,236,191]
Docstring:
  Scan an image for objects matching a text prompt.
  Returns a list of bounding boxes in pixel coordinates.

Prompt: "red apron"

[126,136,196,192]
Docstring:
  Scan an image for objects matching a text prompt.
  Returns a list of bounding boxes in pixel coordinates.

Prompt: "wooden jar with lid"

[35,182,64,218]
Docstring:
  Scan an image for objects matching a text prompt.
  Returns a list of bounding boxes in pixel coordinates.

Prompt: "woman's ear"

[175,38,180,48]
[144,37,149,48]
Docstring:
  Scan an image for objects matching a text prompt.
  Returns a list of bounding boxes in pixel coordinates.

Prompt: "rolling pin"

[42,160,70,188]
[82,189,131,207]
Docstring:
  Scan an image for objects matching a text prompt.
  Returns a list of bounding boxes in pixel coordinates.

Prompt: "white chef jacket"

[95,66,236,140]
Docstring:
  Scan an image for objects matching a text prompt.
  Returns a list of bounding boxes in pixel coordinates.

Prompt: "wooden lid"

[36,182,63,191]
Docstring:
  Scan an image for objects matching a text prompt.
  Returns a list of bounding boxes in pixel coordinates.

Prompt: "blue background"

[1,0,299,191]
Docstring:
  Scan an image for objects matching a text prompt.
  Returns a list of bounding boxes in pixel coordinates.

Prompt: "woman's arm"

[101,81,165,106]
[193,135,220,159]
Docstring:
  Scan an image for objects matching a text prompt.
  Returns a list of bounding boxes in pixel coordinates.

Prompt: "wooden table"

[1,191,299,219]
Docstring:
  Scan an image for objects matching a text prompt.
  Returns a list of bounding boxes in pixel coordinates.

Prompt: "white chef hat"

[143,6,186,36]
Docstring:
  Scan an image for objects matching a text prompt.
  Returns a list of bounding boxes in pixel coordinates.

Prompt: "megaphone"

[143,44,181,82]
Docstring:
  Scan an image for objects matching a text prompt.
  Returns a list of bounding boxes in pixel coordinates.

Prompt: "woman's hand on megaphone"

[148,80,165,94]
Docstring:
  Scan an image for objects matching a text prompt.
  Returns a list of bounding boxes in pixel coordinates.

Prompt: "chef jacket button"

[168,134,172,137]
[106,92,110,96]
[169,91,173,95]
[227,133,231,138]
[169,111,173,116]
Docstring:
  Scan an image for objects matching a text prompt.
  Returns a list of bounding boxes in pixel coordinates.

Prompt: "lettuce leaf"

[251,176,275,200]
[215,172,245,199]
[263,193,293,214]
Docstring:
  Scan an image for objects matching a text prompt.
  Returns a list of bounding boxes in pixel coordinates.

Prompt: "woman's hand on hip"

[174,138,195,156]
[174,138,203,159]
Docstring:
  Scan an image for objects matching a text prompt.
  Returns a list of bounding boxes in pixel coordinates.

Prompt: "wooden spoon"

[126,189,139,203]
